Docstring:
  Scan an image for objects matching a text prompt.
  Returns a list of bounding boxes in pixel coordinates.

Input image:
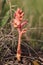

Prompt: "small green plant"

[12,8,27,61]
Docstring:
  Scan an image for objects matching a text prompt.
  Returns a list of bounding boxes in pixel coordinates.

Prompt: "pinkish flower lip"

[21,20,28,27]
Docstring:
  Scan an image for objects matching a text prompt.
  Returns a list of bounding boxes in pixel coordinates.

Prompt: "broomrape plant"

[12,8,28,61]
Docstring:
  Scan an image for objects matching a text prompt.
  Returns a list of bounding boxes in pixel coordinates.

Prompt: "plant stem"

[16,29,21,61]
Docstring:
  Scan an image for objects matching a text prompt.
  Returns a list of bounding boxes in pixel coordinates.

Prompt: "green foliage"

[2,0,6,9]
[0,0,9,16]
[0,0,10,28]
[0,11,10,27]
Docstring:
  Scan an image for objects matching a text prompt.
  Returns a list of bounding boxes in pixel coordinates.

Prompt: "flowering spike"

[12,8,28,61]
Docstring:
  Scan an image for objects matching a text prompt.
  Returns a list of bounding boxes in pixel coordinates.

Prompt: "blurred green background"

[0,0,43,50]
